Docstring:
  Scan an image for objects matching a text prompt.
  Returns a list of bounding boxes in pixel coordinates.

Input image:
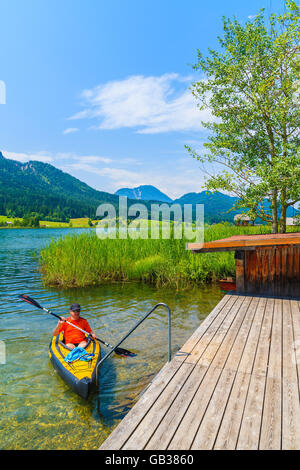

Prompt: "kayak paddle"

[18,294,136,357]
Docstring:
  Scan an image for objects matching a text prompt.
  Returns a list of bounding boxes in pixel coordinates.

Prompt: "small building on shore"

[187,232,300,298]
[234,214,254,226]
[286,217,299,226]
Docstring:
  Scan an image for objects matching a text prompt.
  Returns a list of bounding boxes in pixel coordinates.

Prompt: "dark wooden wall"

[235,245,300,297]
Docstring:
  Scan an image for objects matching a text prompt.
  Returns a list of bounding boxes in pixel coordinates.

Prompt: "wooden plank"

[190,295,246,366]
[266,297,282,380]
[187,235,300,253]
[235,251,245,292]
[148,296,254,450]
[246,251,257,293]
[168,296,249,449]
[281,247,287,297]
[191,368,236,449]
[167,366,222,450]
[184,296,255,449]
[252,297,274,376]
[200,296,251,370]
[293,248,300,296]
[236,298,275,450]
[259,298,282,448]
[173,294,235,364]
[123,362,194,450]
[178,295,241,365]
[255,249,262,293]
[214,371,252,450]
[259,377,281,449]
[213,297,260,449]
[269,247,276,287]
[287,246,294,297]
[99,359,183,450]
[224,296,260,370]
[275,247,281,297]
[261,249,269,291]
[236,373,266,450]
[290,299,300,383]
[238,296,267,375]
[282,300,300,450]
[145,365,208,450]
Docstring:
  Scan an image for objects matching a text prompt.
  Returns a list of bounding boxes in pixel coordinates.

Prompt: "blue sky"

[0,0,287,198]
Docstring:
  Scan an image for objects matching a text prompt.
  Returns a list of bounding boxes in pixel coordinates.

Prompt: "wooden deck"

[100,293,300,450]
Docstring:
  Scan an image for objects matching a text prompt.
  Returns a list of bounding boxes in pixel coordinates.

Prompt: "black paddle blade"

[115,347,136,357]
[18,294,43,310]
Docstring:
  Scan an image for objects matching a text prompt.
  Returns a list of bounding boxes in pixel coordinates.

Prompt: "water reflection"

[0,228,224,449]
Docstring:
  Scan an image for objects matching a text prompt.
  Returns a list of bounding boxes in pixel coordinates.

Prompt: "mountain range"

[0,151,125,220]
[0,152,297,223]
[116,185,173,203]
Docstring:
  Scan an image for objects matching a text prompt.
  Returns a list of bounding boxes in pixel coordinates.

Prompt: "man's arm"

[85,320,96,339]
[52,317,66,336]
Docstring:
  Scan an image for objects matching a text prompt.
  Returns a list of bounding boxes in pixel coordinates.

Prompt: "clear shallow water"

[0,228,224,449]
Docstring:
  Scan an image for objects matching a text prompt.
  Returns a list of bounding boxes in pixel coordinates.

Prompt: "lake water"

[0,228,224,449]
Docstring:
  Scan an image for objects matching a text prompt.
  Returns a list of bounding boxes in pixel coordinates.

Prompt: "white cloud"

[62,159,205,199]
[3,150,113,165]
[2,150,54,163]
[69,73,214,134]
[73,155,112,164]
[62,127,79,135]
[4,149,206,199]
[248,15,256,19]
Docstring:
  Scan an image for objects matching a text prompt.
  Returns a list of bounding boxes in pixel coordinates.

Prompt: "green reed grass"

[39,224,297,289]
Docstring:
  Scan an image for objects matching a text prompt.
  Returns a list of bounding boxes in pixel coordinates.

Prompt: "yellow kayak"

[49,332,101,399]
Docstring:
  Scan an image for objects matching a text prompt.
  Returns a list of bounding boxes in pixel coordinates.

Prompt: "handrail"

[96,303,171,386]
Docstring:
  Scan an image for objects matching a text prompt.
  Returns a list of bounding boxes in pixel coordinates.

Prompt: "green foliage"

[187,1,300,233]
[39,224,300,289]
[0,155,130,220]
[0,214,40,227]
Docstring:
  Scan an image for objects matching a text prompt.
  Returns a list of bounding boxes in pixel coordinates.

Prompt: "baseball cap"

[70,303,81,312]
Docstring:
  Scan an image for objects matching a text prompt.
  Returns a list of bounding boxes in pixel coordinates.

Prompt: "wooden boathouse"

[100,233,300,450]
[188,232,300,298]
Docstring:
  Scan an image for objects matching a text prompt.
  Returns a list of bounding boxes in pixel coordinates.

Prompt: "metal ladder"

[96,302,172,387]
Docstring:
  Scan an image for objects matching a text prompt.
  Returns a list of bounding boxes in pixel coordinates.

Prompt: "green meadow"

[40,224,299,289]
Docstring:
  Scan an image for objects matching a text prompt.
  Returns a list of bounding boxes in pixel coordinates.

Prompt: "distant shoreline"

[0,225,92,230]
[0,216,97,230]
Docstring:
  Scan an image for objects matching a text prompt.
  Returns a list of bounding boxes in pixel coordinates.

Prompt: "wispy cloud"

[4,149,206,198]
[69,73,214,134]
[62,127,79,135]
[2,150,54,163]
[2,150,112,165]
[62,159,205,199]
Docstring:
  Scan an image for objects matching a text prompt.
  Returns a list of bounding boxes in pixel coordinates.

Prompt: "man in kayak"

[52,303,96,350]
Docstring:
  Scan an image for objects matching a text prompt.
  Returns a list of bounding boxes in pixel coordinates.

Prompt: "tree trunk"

[279,187,288,234]
[279,205,287,233]
[271,190,278,234]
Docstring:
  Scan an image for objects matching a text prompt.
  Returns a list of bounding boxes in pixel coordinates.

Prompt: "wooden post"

[235,250,245,293]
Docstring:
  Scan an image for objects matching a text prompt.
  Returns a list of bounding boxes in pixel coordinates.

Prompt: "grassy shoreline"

[39,224,299,289]
[0,215,97,229]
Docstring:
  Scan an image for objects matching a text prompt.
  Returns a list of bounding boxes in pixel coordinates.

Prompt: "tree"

[187,1,299,233]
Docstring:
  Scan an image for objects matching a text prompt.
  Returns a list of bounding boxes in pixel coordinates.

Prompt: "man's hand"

[58,316,66,325]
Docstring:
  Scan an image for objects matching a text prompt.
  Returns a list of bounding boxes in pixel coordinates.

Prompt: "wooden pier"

[100,293,300,450]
